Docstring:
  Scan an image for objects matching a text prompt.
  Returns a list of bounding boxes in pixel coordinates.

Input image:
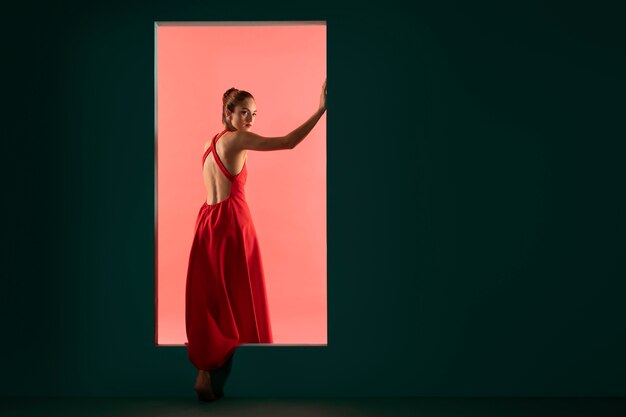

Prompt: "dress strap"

[201,133,218,166]
[201,129,235,182]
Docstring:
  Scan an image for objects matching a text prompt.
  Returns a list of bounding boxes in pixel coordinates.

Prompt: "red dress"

[185,129,273,372]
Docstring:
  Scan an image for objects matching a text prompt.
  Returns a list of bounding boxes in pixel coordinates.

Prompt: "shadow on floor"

[1,397,625,417]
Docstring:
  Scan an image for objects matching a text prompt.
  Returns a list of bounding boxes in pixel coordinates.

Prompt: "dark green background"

[2,1,624,397]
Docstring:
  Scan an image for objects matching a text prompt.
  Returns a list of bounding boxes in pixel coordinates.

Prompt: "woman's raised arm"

[232,80,327,152]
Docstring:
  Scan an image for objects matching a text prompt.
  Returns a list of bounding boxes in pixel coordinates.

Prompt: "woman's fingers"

[319,79,327,111]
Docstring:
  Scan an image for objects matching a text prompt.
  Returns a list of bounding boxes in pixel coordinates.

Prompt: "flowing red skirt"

[185,134,272,371]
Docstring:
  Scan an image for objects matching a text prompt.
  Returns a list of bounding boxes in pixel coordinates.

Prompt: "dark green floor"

[1,397,625,417]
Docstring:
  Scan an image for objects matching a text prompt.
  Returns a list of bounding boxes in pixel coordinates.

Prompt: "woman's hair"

[222,87,255,128]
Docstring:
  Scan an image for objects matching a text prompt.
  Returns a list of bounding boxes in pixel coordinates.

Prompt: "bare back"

[202,131,247,205]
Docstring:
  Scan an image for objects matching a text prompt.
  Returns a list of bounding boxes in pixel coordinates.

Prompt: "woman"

[185,80,327,401]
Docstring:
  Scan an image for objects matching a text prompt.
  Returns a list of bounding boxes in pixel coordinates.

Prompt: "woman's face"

[227,98,257,131]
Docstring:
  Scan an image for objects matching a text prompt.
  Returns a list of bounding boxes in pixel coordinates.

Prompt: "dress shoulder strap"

[202,129,235,182]
[201,134,218,166]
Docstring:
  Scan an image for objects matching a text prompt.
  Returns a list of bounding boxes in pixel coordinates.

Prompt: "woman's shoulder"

[219,130,242,149]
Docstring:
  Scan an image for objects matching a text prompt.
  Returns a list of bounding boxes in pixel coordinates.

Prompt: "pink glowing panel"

[155,22,327,346]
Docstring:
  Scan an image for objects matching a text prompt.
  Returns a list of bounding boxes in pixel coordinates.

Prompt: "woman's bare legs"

[194,369,217,401]
[193,351,234,401]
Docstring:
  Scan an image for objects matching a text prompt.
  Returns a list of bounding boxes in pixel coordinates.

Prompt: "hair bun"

[223,87,239,98]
